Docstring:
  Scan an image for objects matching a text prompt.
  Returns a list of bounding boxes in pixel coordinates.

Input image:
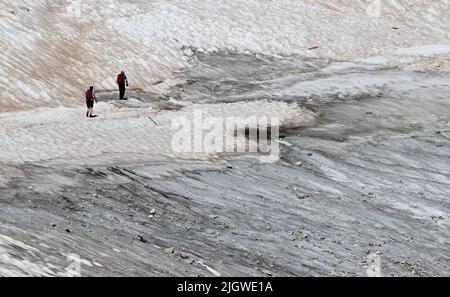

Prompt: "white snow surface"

[396,44,450,56]
[1,0,449,109]
[0,100,313,164]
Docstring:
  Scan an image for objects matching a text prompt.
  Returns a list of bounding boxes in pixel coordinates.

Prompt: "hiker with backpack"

[85,86,98,118]
[117,71,129,100]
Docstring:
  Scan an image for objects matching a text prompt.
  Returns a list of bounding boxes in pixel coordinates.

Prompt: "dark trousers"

[119,83,126,99]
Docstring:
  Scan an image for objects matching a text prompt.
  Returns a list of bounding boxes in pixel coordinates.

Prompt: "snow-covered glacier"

[1,0,449,108]
[0,0,450,276]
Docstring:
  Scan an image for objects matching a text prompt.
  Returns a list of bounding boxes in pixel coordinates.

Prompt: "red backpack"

[117,73,124,84]
[85,89,94,100]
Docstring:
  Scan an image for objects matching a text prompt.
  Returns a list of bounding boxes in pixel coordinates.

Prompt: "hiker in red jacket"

[85,86,98,118]
[117,71,129,100]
